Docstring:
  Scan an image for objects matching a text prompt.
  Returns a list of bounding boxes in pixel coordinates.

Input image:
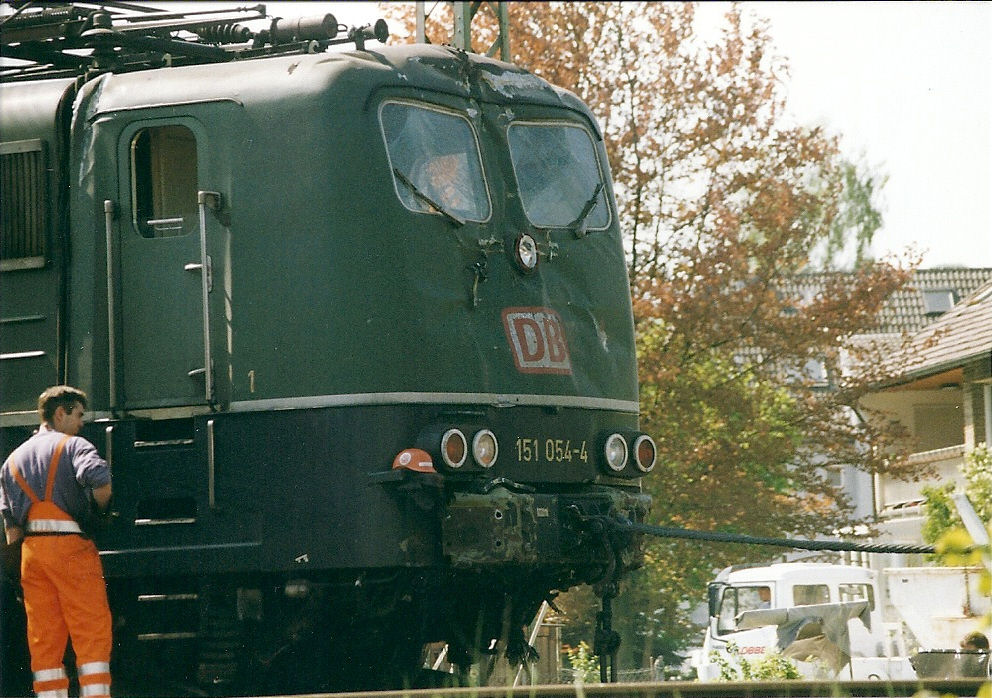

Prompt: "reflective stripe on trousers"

[78,660,112,698]
[32,665,68,697]
[33,667,68,682]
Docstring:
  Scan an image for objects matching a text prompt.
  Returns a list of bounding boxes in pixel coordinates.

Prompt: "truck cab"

[694,562,915,681]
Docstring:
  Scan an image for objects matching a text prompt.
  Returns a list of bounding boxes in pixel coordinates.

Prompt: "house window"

[804,358,829,387]
[783,357,829,388]
[131,125,198,238]
[0,140,47,270]
[825,466,843,489]
[913,403,962,451]
[922,289,956,316]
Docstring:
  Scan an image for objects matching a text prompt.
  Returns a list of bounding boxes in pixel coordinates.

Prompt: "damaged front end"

[442,483,650,582]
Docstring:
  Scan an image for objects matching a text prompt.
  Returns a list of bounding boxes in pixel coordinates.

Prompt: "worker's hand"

[2,525,24,581]
[92,483,113,513]
[4,524,24,546]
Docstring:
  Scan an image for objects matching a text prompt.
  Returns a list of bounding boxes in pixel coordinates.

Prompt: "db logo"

[501,307,572,375]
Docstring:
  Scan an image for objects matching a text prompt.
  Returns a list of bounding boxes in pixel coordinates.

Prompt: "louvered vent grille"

[1,142,47,262]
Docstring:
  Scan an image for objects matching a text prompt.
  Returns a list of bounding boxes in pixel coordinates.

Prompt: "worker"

[0,386,113,698]
[961,631,990,651]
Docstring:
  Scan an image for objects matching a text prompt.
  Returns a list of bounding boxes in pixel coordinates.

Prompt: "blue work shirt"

[0,424,111,531]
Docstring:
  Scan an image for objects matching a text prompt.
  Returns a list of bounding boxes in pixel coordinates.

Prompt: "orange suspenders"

[10,435,70,504]
[8,435,80,532]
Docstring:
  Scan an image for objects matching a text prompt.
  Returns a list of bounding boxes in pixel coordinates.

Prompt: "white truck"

[691,562,988,681]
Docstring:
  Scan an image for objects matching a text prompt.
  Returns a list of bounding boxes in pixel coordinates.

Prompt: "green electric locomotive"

[0,3,653,693]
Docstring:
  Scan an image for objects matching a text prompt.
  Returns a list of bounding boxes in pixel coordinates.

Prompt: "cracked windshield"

[508,122,609,230]
[381,102,490,222]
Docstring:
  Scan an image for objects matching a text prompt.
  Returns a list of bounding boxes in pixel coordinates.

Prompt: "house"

[785,268,992,523]
[859,277,992,545]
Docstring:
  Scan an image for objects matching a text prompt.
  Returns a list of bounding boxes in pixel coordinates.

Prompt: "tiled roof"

[785,267,992,334]
[896,279,992,379]
[874,268,992,334]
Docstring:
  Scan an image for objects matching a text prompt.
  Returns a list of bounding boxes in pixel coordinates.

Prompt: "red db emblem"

[501,307,572,375]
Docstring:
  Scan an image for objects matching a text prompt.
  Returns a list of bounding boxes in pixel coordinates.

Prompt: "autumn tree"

[383,1,922,667]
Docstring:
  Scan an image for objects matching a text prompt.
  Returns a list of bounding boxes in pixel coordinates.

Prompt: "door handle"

[183,257,212,292]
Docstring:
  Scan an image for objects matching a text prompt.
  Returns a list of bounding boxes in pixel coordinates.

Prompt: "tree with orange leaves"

[384,1,920,669]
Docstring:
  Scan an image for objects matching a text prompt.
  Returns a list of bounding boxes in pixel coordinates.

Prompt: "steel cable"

[608,518,938,555]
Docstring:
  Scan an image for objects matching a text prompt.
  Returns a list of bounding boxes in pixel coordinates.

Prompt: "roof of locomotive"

[65,42,597,132]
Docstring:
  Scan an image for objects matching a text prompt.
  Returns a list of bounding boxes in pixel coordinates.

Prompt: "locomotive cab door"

[105,108,235,409]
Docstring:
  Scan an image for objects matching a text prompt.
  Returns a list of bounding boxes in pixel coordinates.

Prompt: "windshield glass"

[717,585,772,634]
[508,121,609,229]
[381,102,490,222]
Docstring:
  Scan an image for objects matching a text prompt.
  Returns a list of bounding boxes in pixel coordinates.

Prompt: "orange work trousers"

[21,533,112,698]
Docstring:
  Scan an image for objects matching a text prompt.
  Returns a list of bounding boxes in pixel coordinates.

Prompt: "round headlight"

[440,429,467,469]
[472,429,499,468]
[633,435,656,473]
[515,233,538,272]
[603,433,628,472]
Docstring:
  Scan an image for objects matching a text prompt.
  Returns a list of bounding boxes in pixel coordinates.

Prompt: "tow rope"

[605,517,938,555]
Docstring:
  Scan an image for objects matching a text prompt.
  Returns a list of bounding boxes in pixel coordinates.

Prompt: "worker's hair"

[37,385,88,424]
[963,631,990,650]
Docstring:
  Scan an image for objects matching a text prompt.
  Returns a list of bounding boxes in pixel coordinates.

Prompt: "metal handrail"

[196,191,220,404]
[104,200,117,408]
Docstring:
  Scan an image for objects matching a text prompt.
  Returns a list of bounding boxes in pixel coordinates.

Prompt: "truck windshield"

[717,585,771,634]
[507,122,609,230]
[381,102,491,222]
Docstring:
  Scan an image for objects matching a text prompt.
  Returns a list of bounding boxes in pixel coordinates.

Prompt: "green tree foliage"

[923,445,992,553]
[966,445,992,522]
[922,482,961,549]
[562,642,600,683]
[383,0,923,666]
[815,158,887,270]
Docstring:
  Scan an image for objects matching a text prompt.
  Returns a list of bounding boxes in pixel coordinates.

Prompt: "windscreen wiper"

[393,168,465,227]
[568,182,604,236]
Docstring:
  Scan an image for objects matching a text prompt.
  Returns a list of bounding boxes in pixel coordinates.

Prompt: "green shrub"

[564,641,600,683]
[710,641,801,681]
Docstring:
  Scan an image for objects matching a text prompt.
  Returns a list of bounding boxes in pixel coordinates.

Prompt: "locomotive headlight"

[515,233,539,272]
[633,434,656,473]
[440,429,467,469]
[472,429,498,468]
[603,433,628,472]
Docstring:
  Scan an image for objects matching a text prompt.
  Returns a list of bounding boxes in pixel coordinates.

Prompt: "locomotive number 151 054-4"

[515,437,588,463]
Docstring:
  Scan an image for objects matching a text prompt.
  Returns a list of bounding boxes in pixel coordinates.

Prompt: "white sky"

[8,1,988,269]
[719,2,992,269]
